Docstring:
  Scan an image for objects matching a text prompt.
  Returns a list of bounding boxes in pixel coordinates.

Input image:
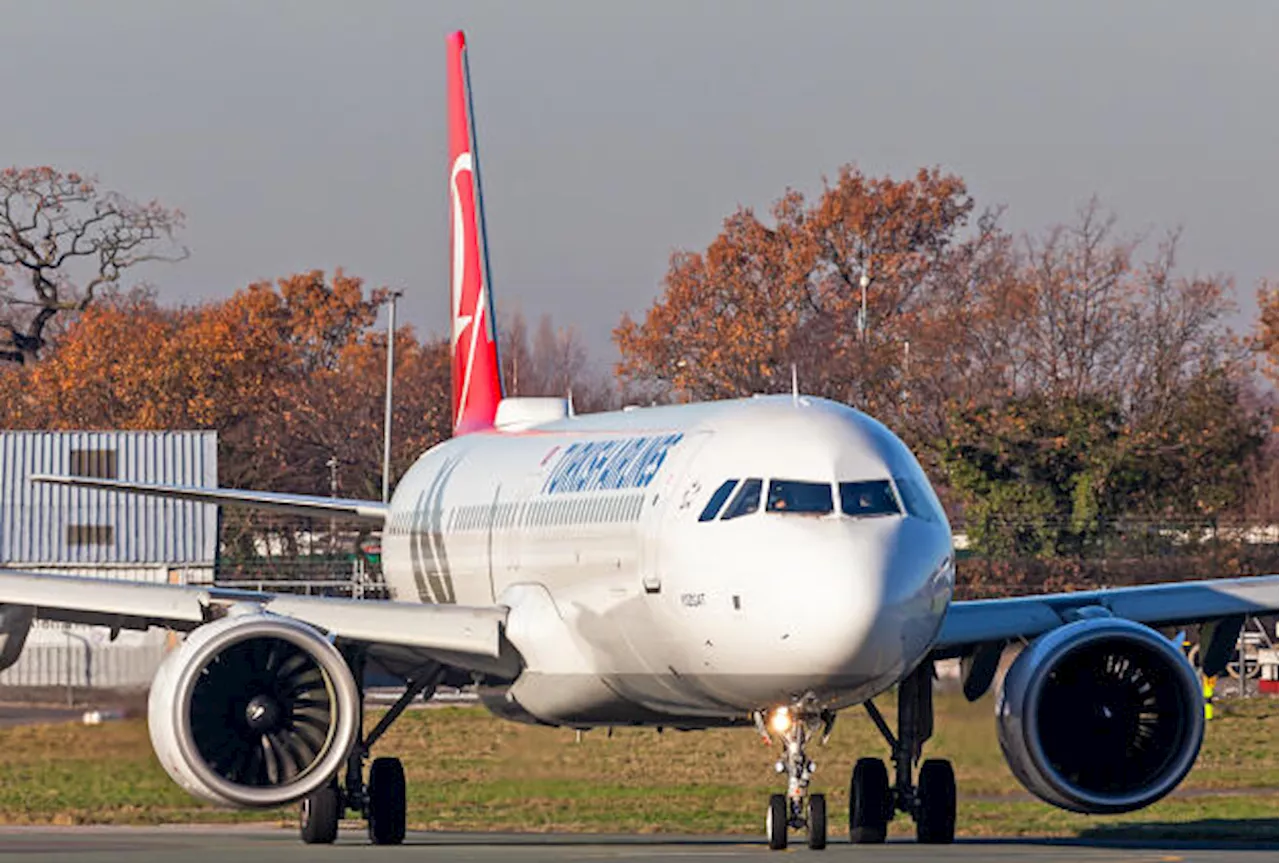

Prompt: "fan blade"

[277,650,310,682]
[261,734,281,785]
[269,732,301,782]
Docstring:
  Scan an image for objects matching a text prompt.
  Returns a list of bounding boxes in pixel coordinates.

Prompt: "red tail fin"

[447,30,503,435]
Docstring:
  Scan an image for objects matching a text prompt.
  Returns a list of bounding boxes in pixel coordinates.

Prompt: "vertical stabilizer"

[447,30,503,435]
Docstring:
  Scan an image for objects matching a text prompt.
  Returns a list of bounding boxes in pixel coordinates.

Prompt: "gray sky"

[3,1,1275,360]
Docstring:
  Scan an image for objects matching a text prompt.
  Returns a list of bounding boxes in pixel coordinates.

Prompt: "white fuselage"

[381,395,954,727]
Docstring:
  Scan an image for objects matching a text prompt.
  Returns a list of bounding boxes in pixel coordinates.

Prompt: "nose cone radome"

[719,515,951,706]
[722,524,873,673]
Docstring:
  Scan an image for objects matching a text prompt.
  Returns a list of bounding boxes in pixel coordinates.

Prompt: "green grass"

[0,693,1274,839]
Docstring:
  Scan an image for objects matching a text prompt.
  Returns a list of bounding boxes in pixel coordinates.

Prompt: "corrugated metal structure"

[1,431,217,565]
[0,431,217,691]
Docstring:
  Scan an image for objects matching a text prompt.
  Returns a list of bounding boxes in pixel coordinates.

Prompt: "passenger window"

[839,480,902,518]
[721,478,762,520]
[767,480,833,514]
[698,480,739,522]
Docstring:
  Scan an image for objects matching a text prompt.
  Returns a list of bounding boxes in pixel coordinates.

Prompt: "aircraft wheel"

[806,793,827,850]
[766,793,788,851]
[915,758,956,844]
[299,783,341,845]
[849,757,889,843]
[367,757,407,845]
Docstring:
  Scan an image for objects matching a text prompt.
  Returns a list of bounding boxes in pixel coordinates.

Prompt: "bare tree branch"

[0,166,186,364]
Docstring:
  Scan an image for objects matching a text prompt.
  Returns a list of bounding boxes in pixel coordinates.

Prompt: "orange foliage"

[617,170,1268,524]
[0,271,450,496]
[1254,281,1278,386]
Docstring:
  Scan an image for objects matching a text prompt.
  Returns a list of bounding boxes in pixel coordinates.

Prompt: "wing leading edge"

[31,474,388,523]
[0,567,508,667]
[933,574,1279,657]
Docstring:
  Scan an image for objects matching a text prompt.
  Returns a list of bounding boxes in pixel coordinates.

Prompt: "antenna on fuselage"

[791,364,799,406]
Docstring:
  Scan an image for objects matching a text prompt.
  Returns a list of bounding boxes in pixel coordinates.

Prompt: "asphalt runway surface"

[0,827,1272,863]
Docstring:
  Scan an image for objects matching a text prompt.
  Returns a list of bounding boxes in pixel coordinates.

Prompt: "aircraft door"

[491,468,539,592]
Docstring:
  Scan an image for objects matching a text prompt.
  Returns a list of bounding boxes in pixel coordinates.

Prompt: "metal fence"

[0,623,168,692]
[215,558,389,599]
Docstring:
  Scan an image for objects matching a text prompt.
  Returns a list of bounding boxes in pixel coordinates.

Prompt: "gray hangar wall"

[0,431,217,690]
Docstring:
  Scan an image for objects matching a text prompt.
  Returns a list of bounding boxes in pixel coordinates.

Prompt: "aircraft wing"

[932,574,1279,657]
[31,475,388,523]
[0,568,509,670]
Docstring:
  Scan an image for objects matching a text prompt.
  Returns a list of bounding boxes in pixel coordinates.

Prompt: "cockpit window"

[720,478,762,520]
[839,480,901,517]
[699,479,739,522]
[893,474,943,523]
[766,479,834,514]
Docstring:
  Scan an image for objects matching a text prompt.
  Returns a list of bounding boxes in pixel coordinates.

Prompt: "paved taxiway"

[0,827,1271,863]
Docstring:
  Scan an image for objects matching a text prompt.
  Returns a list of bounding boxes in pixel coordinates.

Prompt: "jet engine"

[148,612,359,808]
[996,616,1203,814]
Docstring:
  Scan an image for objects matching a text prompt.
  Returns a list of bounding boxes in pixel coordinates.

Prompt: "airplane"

[1,29,1276,852]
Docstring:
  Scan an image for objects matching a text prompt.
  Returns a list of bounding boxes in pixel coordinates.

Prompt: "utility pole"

[382,290,404,504]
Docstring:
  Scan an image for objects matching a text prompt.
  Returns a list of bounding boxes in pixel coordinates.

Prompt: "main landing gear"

[851,661,956,845]
[756,698,835,851]
[300,655,439,846]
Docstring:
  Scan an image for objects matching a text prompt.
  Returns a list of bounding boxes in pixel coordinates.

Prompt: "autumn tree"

[615,165,978,425]
[278,327,451,501]
[0,166,186,365]
[1254,281,1278,386]
[939,207,1272,554]
[617,165,1270,549]
[500,308,615,412]
[0,271,452,499]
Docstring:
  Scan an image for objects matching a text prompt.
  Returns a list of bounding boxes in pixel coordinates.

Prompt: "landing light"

[768,706,792,735]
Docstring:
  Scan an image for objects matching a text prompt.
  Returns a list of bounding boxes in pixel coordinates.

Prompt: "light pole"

[382,290,404,504]
[326,456,339,554]
[858,271,871,341]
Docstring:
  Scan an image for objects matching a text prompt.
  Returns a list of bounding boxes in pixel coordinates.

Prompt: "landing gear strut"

[757,699,834,851]
[299,654,439,846]
[852,661,956,844]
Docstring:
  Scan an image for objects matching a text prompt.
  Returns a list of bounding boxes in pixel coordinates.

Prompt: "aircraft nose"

[793,523,898,674]
[740,517,950,688]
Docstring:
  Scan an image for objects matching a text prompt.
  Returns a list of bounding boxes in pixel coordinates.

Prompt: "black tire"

[766,793,788,851]
[849,757,889,844]
[299,783,341,845]
[367,757,407,846]
[806,793,827,850]
[915,758,956,844]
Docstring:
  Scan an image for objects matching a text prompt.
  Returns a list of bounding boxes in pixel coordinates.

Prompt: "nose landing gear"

[756,701,834,851]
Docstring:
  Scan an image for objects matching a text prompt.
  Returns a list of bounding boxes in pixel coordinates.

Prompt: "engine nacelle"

[996,617,1204,814]
[149,612,359,808]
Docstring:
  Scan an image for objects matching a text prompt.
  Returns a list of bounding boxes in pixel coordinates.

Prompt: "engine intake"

[996,617,1203,814]
[149,612,359,808]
